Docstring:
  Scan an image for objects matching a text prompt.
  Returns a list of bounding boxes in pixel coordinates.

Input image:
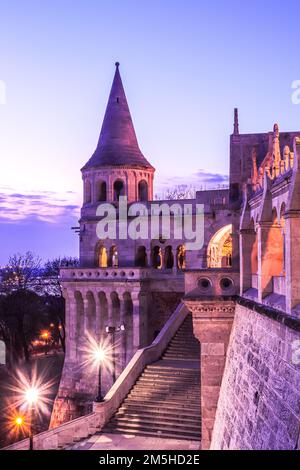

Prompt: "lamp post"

[40,330,51,355]
[105,324,125,383]
[93,347,106,402]
[24,386,39,450]
[14,415,25,441]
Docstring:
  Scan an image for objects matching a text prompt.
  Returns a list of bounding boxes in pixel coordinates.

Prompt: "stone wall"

[211,300,300,450]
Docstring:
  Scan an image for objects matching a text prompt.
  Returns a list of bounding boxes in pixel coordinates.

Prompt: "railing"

[3,302,189,450]
[60,267,184,282]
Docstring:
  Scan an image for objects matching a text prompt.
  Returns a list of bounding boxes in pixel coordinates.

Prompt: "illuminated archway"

[207,224,232,268]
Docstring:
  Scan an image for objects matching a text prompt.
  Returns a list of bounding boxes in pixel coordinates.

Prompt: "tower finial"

[233,108,239,135]
[115,61,120,68]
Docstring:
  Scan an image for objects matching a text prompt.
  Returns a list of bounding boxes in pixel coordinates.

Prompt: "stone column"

[239,228,256,294]
[184,299,235,450]
[131,291,144,352]
[285,212,300,315]
[63,289,76,362]
[119,297,127,370]
[82,294,89,334]
[94,291,101,341]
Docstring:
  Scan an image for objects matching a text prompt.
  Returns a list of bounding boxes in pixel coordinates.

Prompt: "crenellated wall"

[211,299,300,450]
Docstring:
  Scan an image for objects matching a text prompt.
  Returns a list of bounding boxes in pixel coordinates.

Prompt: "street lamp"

[14,414,25,440]
[40,330,51,355]
[24,386,40,450]
[105,324,125,383]
[93,346,107,402]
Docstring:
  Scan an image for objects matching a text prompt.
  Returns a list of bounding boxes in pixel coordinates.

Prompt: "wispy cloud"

[155,169,229,195]
[0,186,80,223]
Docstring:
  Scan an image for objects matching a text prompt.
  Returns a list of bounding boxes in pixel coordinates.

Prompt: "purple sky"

[1,0,300,264]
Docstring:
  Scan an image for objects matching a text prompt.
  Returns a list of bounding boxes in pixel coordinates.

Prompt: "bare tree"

[0,251,42,293]
[155,185,197,201]
[42,257,79,352]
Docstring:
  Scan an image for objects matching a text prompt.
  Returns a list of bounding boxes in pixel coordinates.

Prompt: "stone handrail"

[3,301,189,450]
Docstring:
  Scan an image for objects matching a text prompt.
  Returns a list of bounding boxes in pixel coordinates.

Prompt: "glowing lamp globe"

[25,387,39,405]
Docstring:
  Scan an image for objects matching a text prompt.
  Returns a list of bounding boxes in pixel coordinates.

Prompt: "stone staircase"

[102,314,201,441]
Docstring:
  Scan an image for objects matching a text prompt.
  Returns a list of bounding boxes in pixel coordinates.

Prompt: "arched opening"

[86,291,96,333]
[96,180,107,202]
[152,246,162,269]
[97,245,108,268]
[98,292,108,338]
[221,235,232,267]
[109,292,121,381]
[177,245,186,270]
[138,180,148,201]
[263,209,284,275]
[108,245,118,267]
[250,220,258,274]
[123,292,133,365]
[135,246,147,267]
[207,224,233,268]
[164,246,174,269]
[75,291,84,356]
[280,203,286,274]
[84,180,91,204]
[113,180,125,201]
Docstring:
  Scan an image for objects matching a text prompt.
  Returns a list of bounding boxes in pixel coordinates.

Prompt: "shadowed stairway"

[102,314,201,441]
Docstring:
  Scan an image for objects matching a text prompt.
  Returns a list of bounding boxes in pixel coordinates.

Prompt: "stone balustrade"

[60,266,184,282]
[60,267,151,281]
[3,302,189,451]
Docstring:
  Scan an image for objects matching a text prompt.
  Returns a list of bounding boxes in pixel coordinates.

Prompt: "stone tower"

[81,62,155,205]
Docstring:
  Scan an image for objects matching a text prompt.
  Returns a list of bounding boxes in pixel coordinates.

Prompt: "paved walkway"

[66,433,201,451]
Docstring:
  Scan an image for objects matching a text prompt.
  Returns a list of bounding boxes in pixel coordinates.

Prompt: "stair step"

[109,417,200,432]
[124,398,200,408]
[115,412,201,425]
[103,424,200,441]
[137,378,199,386]
[128,393,200,402]
[100,314,201,443]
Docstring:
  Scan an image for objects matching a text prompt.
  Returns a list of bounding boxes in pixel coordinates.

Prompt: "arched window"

[113,180,125,201]
[98,246,108,268]
[177,245,186,270]
[138,180,148,201]
[152,246,162,269]
[84,180,91,204]
[135,246,147,267]
[109,245,118,267]
[96,180,107,202]
[164,246,174,269]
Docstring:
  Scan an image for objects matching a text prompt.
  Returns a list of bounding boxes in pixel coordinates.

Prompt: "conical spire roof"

[82,63,153,170]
